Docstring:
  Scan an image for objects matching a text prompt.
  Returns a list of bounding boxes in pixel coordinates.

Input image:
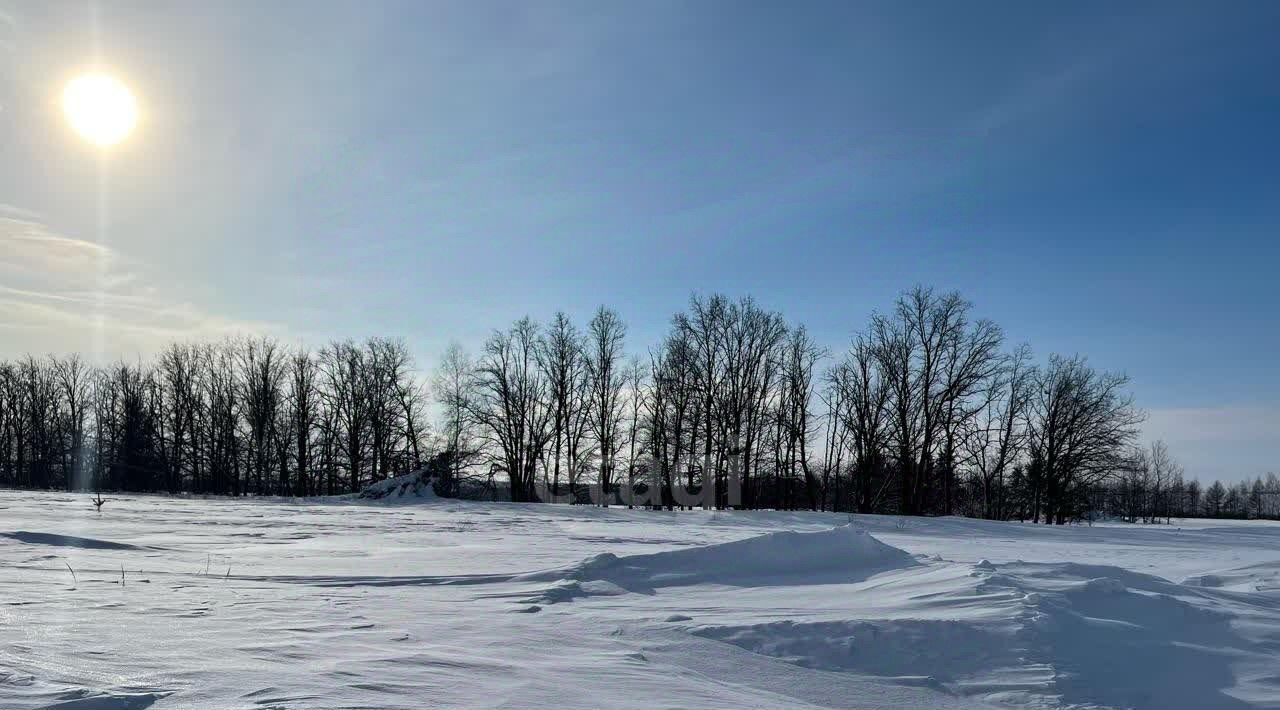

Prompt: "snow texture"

[3,490,1280,708]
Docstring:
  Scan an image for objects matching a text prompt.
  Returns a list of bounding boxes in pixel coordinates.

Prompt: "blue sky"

[1,1,1276,481]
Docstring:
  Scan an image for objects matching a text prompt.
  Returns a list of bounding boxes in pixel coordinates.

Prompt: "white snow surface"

[3,491,1280,709]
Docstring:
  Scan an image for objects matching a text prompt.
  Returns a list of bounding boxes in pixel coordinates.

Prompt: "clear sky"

[1,1,1276,481]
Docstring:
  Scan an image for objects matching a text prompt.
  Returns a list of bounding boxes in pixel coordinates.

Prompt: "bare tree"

[320,340,372,492]
[685,295,726,508]
[237,336,286,495]
[1027,355,1144,524]
[433,342,478,497]
[538,313,587,501]
[0,362,18,487]
[816,374,846,512]
[621,357,647,507]
[585,306,627,506]
[155,344,201,493]
[936,316,1004,514]
[718,297,787,509]
[366,337,419,482]
[870,287,1002,515]
[1146,440,1182,523]
[830,335,891,513]
[470,318,553,502]
[644,326,697,509]
[97,361,162,492]
[285,348,320,496]
[202,342,241,494]
[780,325,825,510]
[961,344,1033,519]
[53,354,93,491]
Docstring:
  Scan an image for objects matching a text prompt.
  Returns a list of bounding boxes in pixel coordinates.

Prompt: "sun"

[62,73,138,147]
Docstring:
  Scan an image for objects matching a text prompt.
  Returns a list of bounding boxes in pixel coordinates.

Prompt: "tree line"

[434,286,1190,523]
[0,337,427,496]
[1091,450,1280,522]
[2,286,1269,523]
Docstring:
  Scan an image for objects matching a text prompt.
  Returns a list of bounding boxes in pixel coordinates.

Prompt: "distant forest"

[1,286,1274,523]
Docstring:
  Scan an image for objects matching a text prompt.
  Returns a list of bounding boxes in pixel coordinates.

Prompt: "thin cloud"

[0,212,273,359]
[965,9,1199,137]
[1144,405,1278,482]
[1146,405,1280,445]
[0,204,38,219]
[0,8,12,54]
[968,57,1104,136]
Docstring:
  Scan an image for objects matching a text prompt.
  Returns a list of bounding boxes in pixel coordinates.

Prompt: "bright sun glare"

[62,73,137,147]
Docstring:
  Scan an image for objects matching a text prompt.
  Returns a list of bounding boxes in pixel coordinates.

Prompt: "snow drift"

[698,559,1270,709]
[525,525,917,603]
[357,470,439,501]
[1182,560,1280,593]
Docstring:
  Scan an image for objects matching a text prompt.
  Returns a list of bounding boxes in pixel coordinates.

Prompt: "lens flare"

[63,73,137,147]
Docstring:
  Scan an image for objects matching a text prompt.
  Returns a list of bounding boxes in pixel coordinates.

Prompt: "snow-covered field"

[3,490,1280,709]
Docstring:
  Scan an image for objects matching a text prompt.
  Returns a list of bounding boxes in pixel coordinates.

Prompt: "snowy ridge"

[696,558,1278,709]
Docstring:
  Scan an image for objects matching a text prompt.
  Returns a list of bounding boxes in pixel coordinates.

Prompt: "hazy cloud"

[0,213,272,359]
[0,7,12,54]
[1144,405,1278,482]
[0,203,44,220]
[968,57,1103,136]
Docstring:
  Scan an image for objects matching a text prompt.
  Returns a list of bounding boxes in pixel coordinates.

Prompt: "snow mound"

[6,687,170,710]
[1082,576,1128,594]
[357,471,439,501]
[0,531,144,551]
[696,618,1014,681]
[1181,573,1225,588]
[529,579,629,604]
[700,559,1260,709]
[42,694,166,709]
[524,525,917,602]
[1181,561,1280,592]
